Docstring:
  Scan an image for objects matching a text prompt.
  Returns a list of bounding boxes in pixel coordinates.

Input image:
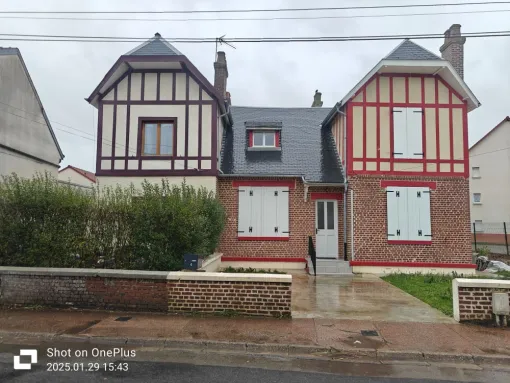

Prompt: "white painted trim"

[352,266,476,276]
[453,278,460,322]
[454,278,510,288]
[167,271,292,283]
[339,59,480,112]
[198,253,222,272]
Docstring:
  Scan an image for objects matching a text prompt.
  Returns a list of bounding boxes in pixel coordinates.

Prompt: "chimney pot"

[311,90,323,107]
[214,51,229,103]
[440,24,466,79]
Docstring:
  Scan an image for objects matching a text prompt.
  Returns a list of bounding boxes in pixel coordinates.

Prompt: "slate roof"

[385,39,442,61]
[126,33,182,56]
[220,107,344,184]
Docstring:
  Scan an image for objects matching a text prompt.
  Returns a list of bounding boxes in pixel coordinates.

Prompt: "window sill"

[472,202,482,205]
[238,236,289,241]
[246,147,282,152]
[472,177,481,179]
[388,240,432,245]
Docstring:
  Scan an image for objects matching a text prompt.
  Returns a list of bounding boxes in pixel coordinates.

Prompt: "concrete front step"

[307,258,353,275]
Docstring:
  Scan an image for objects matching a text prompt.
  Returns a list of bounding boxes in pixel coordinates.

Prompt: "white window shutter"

[237,187,251,236]
[250,188,263,237]
[406,108,424,159]
[406,187,421,241]
[261,188,278,237]
[407,187,432,241]
[387,187,407,240]
[276,187,290,237]
[392,107,407,158]
[419,188,432,240]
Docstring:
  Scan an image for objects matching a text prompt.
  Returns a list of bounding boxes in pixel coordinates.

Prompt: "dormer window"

[252,131,276,148]
[245,121,282,151]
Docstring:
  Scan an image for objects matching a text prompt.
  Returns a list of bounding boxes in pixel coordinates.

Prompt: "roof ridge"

[125,33,182,56]
[384,39,442,61]
[231,105,331,110]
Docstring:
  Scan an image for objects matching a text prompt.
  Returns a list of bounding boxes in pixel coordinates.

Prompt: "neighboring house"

[87,25,479,275]
[58,165,96,191]
[469,116,510,224]
[0,48,64,178]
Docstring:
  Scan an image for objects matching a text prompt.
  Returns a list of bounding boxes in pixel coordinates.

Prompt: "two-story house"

[88,25,480,275]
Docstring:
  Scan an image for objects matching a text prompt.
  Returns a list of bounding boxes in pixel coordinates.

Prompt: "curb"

[1,331,510,365]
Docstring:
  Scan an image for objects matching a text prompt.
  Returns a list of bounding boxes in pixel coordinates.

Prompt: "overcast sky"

[1,0,509,172]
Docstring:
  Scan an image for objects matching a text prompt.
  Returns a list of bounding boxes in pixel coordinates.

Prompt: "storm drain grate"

[361,330,379,337]
[115,316,132,322]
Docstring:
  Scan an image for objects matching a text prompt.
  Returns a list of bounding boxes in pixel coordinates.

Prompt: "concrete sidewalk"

[0,309,509,364]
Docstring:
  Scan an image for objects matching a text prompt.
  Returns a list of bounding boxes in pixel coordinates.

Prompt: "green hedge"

[0,174,225,271]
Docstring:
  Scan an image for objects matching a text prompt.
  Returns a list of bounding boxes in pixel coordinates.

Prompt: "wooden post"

[473,222,477,252]
[504,222,509,257]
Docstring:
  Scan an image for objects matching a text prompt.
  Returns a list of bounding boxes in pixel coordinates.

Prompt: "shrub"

[0,173,225,271]
[221,266,286,274]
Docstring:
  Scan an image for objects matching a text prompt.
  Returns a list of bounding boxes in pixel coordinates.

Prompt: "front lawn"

[382,273,510,317]
[382,274,455,316]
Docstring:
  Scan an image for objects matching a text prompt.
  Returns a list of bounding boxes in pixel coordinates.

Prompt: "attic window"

[249,131,280,149]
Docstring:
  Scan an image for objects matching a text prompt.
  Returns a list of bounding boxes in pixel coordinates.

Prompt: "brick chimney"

[440,24,466,79]
[311,90,323,107]
[214,51,228,103]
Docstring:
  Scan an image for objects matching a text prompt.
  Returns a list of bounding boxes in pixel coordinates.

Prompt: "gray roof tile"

[221,107,344,184]
[127,34,182,56]
[385,39,441,61]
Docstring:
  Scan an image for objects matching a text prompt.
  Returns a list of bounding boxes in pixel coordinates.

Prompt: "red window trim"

[238,237,289,241]
[232,180,296,189]
[247,130,280,148]
[380,180,437,189]
[310,192,343,201]
[350,261,476,269]
[388,240,432,245]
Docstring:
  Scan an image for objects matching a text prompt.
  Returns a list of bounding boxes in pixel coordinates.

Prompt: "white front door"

[315,200,338,259]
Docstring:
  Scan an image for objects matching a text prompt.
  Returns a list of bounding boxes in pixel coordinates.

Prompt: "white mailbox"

[492,292,510,315]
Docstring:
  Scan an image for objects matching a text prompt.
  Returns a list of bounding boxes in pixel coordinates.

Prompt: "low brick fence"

[0,267,292,317]
[453,278,510,322]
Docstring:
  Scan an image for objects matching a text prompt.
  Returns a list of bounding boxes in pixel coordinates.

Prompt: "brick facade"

[458,286,510,321]
[217,177,345,259]
[348,174,472,264]
[0,268,291,317]
[167,280,291,317]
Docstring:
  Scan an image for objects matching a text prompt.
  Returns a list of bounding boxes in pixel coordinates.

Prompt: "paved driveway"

[291,273,454,323]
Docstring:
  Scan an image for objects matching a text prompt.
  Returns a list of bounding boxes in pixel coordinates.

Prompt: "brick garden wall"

[453,279,510,322]
[0,268,291,317]
[217,177,345,259]
[348,175,472,264]
[167,280,291,317]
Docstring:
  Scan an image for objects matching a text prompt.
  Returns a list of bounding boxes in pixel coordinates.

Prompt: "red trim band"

[232,180,296,189]
[380,180,437,189]
[237,236,290,241]
[350,261,476,269]
[310,192,343,201]
[222,256,306,263]
[388,240,432,245]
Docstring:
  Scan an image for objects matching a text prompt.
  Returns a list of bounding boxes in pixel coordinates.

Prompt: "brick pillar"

[440,24,466,79]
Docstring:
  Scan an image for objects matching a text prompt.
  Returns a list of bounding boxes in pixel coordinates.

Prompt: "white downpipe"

[350,188,355,261]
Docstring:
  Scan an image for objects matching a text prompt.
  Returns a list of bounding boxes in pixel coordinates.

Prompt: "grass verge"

[382,274,455,316]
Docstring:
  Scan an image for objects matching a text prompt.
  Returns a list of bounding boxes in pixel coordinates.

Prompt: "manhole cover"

[115,316,132,322]
[361,330,379,337]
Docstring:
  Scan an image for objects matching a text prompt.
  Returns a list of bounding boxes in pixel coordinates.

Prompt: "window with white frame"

[237,186,289,238]
[392,107,423,159]
[472,167,481,178]
[252,131,276,147]
[387,187,431,242]
[473,193,482,204]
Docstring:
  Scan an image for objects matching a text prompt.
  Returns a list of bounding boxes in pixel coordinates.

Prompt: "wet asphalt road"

[0,360,487,383]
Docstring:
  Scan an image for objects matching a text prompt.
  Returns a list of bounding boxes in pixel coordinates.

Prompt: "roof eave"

[337,59,481,112]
